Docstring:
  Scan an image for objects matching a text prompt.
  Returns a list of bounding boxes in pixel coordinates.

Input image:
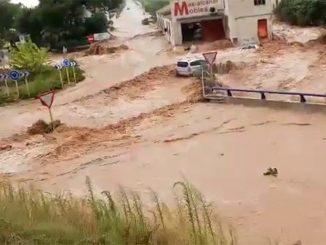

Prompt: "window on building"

[254,0,265,5]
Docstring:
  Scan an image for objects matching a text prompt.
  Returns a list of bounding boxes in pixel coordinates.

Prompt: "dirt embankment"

[2,65,203,163]
[103,65,177,98]
[47,74,202,161]
[74,64,177,103]
[85,42,129,56]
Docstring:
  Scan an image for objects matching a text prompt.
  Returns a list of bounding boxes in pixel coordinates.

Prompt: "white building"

[271,0,281,9]
[157,0,274,46]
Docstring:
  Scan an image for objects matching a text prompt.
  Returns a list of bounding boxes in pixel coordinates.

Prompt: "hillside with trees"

[139,0,169,17]
[275,0,326,26]
[0,0,124,50]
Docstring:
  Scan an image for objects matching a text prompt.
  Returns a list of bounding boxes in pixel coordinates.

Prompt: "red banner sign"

[87,35,95,44]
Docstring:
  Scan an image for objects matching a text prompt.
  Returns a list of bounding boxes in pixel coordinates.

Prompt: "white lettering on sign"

[172,0,223,19]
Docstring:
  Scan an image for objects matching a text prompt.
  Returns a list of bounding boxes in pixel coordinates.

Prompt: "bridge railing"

[208,86,326,103]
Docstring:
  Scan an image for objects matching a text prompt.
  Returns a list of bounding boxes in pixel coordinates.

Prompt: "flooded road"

[112,0,153,38]
[7,100,326,245]
[1,0,326,244]
[0,0,174,138]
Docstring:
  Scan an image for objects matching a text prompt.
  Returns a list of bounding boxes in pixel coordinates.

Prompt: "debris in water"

[263,167,278,177]
[0,144,12,152]
[85,43,129,56]
[241,44,260,50]
[141,18,149,25]
[27,119,62,135]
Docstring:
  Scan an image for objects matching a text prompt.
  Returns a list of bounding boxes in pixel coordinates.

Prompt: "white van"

[176,57,207,76]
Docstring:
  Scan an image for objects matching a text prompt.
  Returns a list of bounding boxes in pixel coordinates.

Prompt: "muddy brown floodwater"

[4,100,326,245]
[1,0,326,244]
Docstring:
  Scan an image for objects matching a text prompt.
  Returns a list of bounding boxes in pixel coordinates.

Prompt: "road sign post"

[66,66,71,85]
[71,61,77,83]
[38,91,55,130]
[9,70,20,99]
[21,71,31,97]
[63,59,71,85]
[55,64,64,88]
[4,75,9,96]
[24,76,30,96]
[0,74,9,96]
[59,69,64,87]
[203,51,217,83]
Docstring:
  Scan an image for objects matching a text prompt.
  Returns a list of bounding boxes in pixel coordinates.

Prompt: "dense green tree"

[85,13,108,35]
[140,0,169,17]
[0,0,123,50]
[0,0,22,47]
[275,0,326,26]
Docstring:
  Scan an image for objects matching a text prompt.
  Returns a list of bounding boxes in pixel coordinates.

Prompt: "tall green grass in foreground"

[0,178,236,244]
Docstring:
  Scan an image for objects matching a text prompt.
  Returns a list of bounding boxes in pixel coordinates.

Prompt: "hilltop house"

[156,0,274,46]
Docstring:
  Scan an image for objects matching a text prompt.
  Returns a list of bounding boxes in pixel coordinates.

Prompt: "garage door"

[201,19,225,41]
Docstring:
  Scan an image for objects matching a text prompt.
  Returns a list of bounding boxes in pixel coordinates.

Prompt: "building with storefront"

[157,0,273,46]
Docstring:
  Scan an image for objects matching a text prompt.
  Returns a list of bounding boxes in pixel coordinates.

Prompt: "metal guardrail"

[208,87,326,103]
[199,67,326,104]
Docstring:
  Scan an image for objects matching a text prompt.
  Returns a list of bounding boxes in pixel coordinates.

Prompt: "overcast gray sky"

[11,0,39,7]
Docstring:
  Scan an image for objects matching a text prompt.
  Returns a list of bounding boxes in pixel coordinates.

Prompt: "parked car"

[176,57,207,76]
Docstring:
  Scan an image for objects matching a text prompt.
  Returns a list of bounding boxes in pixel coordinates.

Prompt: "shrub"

[275,0,326,26]
[140,0,170,17]
[0,65,85,105]
[9,41,49,73]
[0,179,237,244]
[85,13,109,35]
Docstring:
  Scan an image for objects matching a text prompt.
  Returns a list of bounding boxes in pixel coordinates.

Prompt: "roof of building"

[156,4,171,16]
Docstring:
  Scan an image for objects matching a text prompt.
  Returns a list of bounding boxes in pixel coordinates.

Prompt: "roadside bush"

[0,65,85,105]
[85,13,109,35]
[275,0,326,26]
[0,179,237,244]
[140,0,170,17]
[9,41,49,73]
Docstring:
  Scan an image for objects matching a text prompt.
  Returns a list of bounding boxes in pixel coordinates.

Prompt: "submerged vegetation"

[0,178,236,244]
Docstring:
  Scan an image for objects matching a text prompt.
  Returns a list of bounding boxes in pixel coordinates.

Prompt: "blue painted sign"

[63,59,71,68]
[9,70,20,80]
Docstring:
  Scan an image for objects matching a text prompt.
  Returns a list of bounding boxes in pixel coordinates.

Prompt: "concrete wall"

[172,21,182,45]
[235,15,272,45]
[157,13,178,45]
[225,0,273,45]
[225,0,273,18]
[158,0,274,46]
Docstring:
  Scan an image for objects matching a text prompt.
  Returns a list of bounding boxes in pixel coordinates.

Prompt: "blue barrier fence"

[209,87,326,103]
